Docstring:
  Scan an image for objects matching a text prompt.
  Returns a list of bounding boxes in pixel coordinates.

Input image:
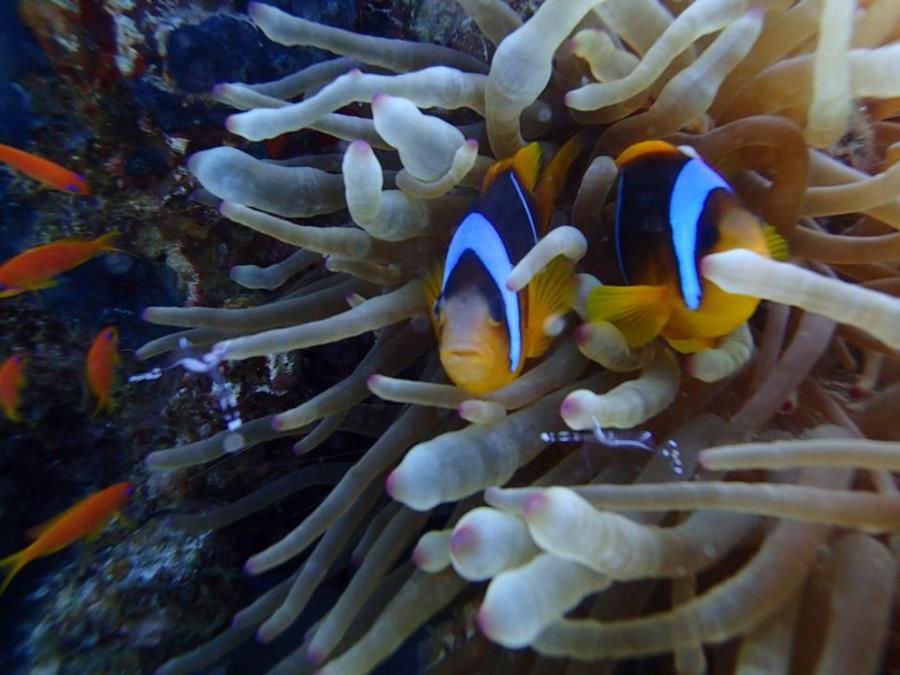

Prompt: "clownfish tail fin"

[534,135,584,231]
[0,549,29,597]
[586,285,671,348]
[525,256,577,359]
[763,224,790,261]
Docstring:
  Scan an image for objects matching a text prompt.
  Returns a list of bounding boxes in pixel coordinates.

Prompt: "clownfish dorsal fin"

[422,261,444,331]
[481,142,543,196]
[615,140,680,168]
[763,224,790,261]
[525,256,577,359]
[586,284,671,348]
[534,135,584,231]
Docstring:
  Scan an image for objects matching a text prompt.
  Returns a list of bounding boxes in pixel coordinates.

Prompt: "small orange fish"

[0,353,27,422]
[0,143,90,195]
[0,481,135,595]
[0,231,119,298]
[87,326,119,415]
[425,137,583,394]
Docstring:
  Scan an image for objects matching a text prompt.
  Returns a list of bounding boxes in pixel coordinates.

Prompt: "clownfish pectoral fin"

[665,335,718,354]
[763,224,790,261]
[481,142,542,195]
[586,285,671,348]
[525,256,577,358]
[534,135,584,231]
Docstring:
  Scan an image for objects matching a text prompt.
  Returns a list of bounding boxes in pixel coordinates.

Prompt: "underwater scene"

[1,0,900,673]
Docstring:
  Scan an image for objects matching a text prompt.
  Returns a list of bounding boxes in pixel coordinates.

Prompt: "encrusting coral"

[140,1,900,673]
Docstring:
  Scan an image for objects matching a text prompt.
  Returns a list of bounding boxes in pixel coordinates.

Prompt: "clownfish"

[87,326,119,415]
[0,231,119,298]
[425,137,583,395]
[587,140,786,354]
[0,353,27,423]
[0,143,90,195]
[0,481,135,595]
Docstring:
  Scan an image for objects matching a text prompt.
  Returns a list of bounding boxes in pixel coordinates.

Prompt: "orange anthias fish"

[587,140,787,354]
[0,353,28,422]
[424,136,583,395]
[87,326,119,415]
[0,481,135,595]
[0,143,90,195]
[0,231,119,298]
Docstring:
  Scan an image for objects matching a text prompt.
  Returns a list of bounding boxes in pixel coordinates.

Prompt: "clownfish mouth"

[448,348,481,358]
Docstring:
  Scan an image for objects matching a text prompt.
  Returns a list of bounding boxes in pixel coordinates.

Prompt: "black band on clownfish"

[590,140,787,354]
[424,136,583,395]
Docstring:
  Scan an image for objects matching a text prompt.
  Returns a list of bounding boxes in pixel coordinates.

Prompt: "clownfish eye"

[66,183,82,193]
[432,298,443,320]
[105,329,115,340]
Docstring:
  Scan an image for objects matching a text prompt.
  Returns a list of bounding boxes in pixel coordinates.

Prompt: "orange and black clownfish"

[425,137,583,395]
[587,140,787,354]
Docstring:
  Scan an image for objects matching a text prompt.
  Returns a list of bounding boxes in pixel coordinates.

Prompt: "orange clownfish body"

[0,353,27,422]
[87,326,119,415]
[587,140,787,354]
[0,143,90,195]
[0,232,119,298]
[425,137,583,395]
[0,481,135,595]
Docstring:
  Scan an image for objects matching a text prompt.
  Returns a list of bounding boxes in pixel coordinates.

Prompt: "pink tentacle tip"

[139,307,150,321]
[243,558,258,576]
[523,492,548,518]
[370,92,386,107]
[348,138,372,155]
[575,322,590,344]
[307,646,325,665]
[211,83,227,98]
[366,374,382,390]
[465,138,479,150]
[450,524,476,555]
[271,415,285,431]
[475,606,493,638]
[411,545,425,567]
[247,2,269,20]
[385,469,399,498]
[560,395,580,419]
[256,626,273,644]
[697,449,711,468]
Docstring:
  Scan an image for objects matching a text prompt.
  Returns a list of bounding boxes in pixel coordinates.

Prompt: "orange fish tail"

[0,550,30,596]
[91,395,113,418]
[93,231,121,253]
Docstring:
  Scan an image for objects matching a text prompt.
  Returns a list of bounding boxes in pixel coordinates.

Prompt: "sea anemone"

[142,1,900,673]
